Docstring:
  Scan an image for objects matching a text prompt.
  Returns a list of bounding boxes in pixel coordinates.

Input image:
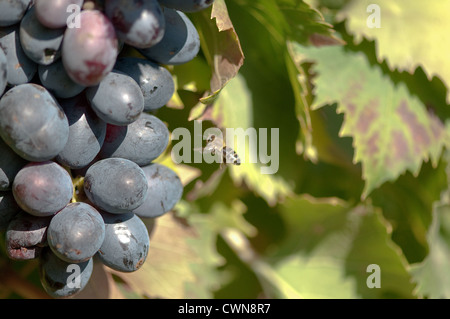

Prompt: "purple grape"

[0,192,21,232]
[86,69,144,126]
[105,0,165,49]
[12,161,73,217]
[35,0,84,29]
[0,84,69,162]
[47,202,105,263]
[99,113,169,166]
[38,59,86,99]
[138,8,200,65]
[84,158,148,214]
[6,211,52,260]
[56,94,107,169]
[132,163,183,218]
[0,0,32,27]
[97,211,149,272]
[158,0,214,12]
[39,247,93,298]
[114,57,174,111]
[62,10,118,86]
[0,25,37,85]
[19,5,65,65]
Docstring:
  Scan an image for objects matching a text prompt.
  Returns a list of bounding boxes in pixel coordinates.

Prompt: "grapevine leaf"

[190,0,245,105]
[265,196,415,298]
[338,0,450,103]
[206,74,295,206]
[410,201,450,298]
[294,44,447,198]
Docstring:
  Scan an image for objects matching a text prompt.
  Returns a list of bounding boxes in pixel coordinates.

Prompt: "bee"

[203,134,241,166]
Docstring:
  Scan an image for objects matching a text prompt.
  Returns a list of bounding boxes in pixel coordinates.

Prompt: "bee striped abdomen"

[222,146,241,165]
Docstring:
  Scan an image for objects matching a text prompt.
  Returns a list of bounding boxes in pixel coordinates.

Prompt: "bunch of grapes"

[0,0,212,298]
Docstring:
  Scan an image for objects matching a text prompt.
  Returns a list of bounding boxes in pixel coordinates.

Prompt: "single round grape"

[38,58,86,99]
[6,211,52,260]
[0,192,20,232]
[0,25,37,86]
[138,8,200,65]
[0,0,31,27]
[84,158,148,214]
[0,137,28,191]
[132,163,183,218]
[56,94,107,169]
[48,202,105,263]
[39,247,93,298]
[99,113,169,166]
[35,0,84,29]
[12,161,73,217]
[19,5,65,65]
[105,0,165,49]
[0,84,69,162]
[86,69,144,126]
[114,57,174,111]
[97,211,149,272]
[62,10,118,86]
[158,0,214,12]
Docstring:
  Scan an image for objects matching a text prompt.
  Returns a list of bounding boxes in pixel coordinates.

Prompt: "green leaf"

[294,43,447,198]
[206,73,295,206]
[410,151,450,298]
[338,0,450,103]
[190,0,245,105]
[410,201,450,298]
[267,196,415,298]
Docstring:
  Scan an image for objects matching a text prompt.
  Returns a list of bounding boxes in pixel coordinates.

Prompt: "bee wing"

[202,143,217,153]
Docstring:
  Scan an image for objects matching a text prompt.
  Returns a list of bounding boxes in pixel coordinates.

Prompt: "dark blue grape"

[6,211,52,260]
[56,94,107,169]
[158,0,214,12]
[62,10,118,86]
[19,5,65,65]
[0,25,37,85]
[0,137,28,191]
[47,202,105,263]
[0,192,20,232]
[84,158,148,214]
[39,247,93,298]
[114,57,174,111]
[0,84,69,161]
[105,0,165,49]
[35,0,84,29]
[38,59,86,99]
[0,0,31,27]
[12,161,73,217]
[86,69,144,126]
[97,211,149,272]
[138,8,200,65]
[99,113,169,166]
[133,163,182,218]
